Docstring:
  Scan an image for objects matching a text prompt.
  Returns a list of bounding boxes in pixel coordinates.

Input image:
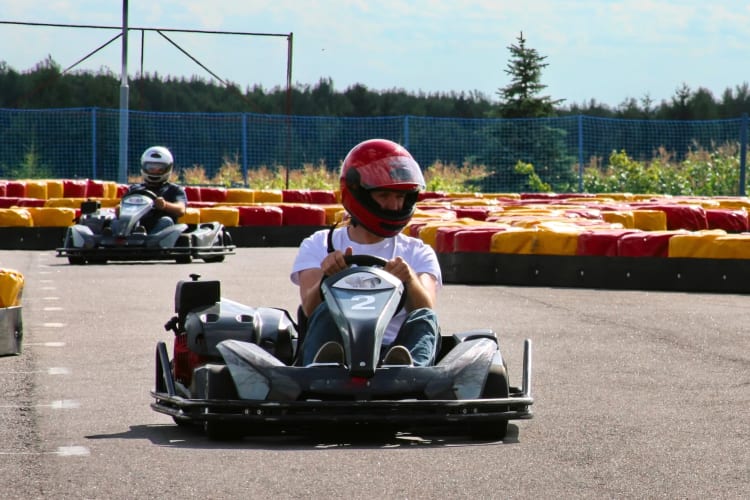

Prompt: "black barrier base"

[3,227,749,293]
[437,252,750,294]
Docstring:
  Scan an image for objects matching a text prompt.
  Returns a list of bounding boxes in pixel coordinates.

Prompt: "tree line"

[2,54,750,121]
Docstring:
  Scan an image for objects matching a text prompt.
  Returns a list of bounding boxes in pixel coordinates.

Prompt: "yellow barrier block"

[632,209,667,231]
[226,188,255,203]
[199,206,239,226]
[0,268,24,307]
[253,190,283,203]
[533,221,588,255]
[713,197,750,210]
[25,180,48,200]
[0,208,33,227]
[178,207,201,225]
[490,228,537,254]
[667,230,728,258]
[45,180,64,199]
[45,198,85,208]
[449,198,499,207]
[705,234,750,259]
[321,204,345,225]
[601,210,634,228]
[104,182,119,199]
[26,207,77,227]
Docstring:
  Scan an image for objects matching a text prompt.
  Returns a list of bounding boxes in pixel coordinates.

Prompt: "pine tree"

[496,31,563,118]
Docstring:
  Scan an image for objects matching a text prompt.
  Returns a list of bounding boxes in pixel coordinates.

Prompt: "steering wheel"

[125,187,158,200]
[343,254,389,268]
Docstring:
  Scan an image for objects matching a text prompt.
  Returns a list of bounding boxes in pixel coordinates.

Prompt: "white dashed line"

[0,446,90,457]
[43,307,63,311]
[42,323,65,328]
[0,399,79,409]
[24,342,66,347]
[0,367,70,375]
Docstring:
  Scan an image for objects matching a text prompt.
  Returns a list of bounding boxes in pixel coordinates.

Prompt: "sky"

[2,0,750,108]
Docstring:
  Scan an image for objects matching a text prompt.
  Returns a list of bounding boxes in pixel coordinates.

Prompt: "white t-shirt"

[290,226,442,344]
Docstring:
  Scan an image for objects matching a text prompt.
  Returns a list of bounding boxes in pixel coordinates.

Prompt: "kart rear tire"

[469,363,510,441]
[68,256,86,265]
[175,255,192,264]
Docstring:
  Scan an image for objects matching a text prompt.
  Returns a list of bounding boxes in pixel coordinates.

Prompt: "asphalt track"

[0,248,747,499]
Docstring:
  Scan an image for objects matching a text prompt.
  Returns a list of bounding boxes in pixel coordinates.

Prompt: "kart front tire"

[202,255,225,263]
[204,420,243,441]
[469,363,510,441]
[68,256,86,265]
[175,255,192,264]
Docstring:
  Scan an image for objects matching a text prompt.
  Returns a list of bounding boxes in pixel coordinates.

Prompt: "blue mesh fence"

[0,107,747,195]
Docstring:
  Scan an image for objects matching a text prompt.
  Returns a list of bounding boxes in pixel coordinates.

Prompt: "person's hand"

[385,256,415,285]
[154,197,167,210]
[320,247,353,276]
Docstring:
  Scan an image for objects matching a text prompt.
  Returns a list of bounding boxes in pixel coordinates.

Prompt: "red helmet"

[340,139,425,237]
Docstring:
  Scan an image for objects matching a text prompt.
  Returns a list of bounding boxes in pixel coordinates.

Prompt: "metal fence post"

[91,107,97,179]
[740,113,747,196]
[242,113,248,187]
[577,114,584,192]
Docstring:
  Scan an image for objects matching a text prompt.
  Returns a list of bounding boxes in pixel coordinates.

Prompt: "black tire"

[469,363,510,441]
[202,255,225,263]
[175,255,192,264]
[68,256,86,265]
[172,416,193,427]
[204,420,244,441]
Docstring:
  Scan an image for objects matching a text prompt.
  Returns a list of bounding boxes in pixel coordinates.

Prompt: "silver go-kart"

[151,255,533,441]
[56,188,235,265]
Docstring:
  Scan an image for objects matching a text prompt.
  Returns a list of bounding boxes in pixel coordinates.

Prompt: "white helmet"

[140,146,174,184]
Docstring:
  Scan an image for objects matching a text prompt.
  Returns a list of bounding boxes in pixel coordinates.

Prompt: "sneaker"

[383,345,413,366]
[313,341,345,365]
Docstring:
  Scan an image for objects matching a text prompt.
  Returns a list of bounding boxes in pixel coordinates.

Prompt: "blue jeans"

[300,304,439,367]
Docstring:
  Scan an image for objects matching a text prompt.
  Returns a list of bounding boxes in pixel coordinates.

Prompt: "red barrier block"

[309,190,337,204]
[576,229,641,256]
[199,187,227,203]
[0,197,20,208]
[14,198,46,207]
[280,204,326,226]
[453,227,507,253]
[705,209,749,233]
[452,206,490,221]
[184,186,202,202]
[631,203,708,231]
[282,190,312,204]
[186,201,217,208]
[434,226,470,253]
[6,181,26,198]
[0,181,6,197]
[617,231,683,257]
[63,179,88,198]
[237,205,283,226]
[116,184,129,198]
[86,179,106,198]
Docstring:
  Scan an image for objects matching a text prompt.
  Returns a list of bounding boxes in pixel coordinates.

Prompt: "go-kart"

[150,256,533,441]
[55,188,235,264]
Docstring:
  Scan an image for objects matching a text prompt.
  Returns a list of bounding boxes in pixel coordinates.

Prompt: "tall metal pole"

[117,0,130,183]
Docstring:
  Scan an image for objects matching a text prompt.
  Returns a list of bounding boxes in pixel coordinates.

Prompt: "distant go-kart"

[151,255,534,441]
[55,188,235,265]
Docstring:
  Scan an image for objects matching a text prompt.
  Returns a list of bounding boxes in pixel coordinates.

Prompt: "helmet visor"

[142,162,170,175]
[356,156,425,191]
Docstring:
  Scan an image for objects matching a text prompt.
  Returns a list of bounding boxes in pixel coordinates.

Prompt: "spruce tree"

[495,31,563,118]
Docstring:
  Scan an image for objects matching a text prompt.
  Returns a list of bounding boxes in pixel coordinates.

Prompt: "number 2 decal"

[350,295,376,310]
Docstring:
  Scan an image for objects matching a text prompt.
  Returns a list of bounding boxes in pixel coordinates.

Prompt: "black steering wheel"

[125,187,158,200]
[343,254,389,268]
